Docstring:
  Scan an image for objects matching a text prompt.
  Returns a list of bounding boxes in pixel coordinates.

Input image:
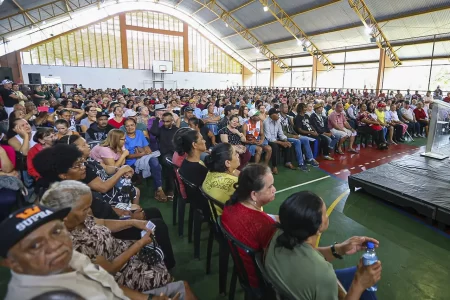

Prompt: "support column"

[119,13,128,69]
[183,22,189,72]
[376,48,394,94]
[311,56,326,89]
[270,61,283,88]
[0,51,22,82]
[242,65,253,87]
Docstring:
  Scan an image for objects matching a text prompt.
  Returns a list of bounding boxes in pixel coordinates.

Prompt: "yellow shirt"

[327,109,334,116]
[202,171,237,215]
[375,109,385,124]
[344,103,351,110]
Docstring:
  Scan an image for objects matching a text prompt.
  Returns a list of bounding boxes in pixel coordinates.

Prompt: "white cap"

[1,80,12,85]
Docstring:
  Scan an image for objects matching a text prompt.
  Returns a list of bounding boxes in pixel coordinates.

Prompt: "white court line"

[276,176,330,194]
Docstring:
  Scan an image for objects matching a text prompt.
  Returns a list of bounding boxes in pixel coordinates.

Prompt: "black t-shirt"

[179,160,208,187]
[179,159,209,212]
[82,158,136,206]
[0,87,15,108]
[294,114,314,133]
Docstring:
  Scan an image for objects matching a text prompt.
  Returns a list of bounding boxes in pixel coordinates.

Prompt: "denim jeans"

[322,133,339,150]
[149,156,163,189]
[287,136,313,165]
[335,266,377,300]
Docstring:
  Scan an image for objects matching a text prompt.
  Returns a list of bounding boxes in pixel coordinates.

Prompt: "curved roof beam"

[259,0,334,70]
[0,0,257,71]
[223,0,340,40]
[192,0,291,72]
[237,3,450,50]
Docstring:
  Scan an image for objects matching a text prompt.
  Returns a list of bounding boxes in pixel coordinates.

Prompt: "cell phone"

[48,107,54,113]
[141,220,156,237]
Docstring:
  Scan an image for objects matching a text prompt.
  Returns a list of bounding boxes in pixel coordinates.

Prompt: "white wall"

[21,65,242,89]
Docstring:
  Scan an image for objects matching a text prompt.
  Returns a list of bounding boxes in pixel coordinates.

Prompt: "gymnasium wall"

[21,64,242,90]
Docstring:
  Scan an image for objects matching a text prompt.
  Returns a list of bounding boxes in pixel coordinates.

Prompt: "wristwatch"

[331,242,343,260]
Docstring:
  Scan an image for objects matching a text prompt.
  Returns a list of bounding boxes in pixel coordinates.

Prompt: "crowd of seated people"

[0,82,448,299]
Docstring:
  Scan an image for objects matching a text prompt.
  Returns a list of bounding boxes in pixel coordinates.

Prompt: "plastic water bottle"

[362,242,378,292]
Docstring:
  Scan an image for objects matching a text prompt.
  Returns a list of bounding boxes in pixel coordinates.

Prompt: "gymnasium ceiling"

[1,0,450,67]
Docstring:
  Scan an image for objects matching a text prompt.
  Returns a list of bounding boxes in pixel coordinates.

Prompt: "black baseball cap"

[96,111,109,118]
[184,106,194,112]
[0,205,70,257]
[268,108,280,116]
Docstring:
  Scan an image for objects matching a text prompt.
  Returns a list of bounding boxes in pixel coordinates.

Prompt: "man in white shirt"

[1,205,193,300]
[400,101,420,137]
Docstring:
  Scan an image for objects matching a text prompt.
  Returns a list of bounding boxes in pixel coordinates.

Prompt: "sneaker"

[324,155,334,161]
[306,159,320,167]
[298,164,309,172]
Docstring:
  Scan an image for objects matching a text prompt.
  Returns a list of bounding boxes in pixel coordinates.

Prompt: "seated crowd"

[0,82,445,299]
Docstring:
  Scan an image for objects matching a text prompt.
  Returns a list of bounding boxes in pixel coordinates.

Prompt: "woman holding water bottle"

[265,191,382,300]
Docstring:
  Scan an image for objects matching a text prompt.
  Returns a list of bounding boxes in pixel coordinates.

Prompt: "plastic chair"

[218,218,275,300]
[254,252,293,300]
[165,157,184,228]
[178,170,210,259]
[199,186,229,295]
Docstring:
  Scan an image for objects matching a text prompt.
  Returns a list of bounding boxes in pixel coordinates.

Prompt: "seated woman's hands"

[138,230,153,247]
[335,236,379,256]
[353,258,382,292]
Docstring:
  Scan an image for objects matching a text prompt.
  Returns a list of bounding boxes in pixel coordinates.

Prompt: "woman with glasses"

[33,144,176,270]
[27,128,58,180]
[80,106,99,132]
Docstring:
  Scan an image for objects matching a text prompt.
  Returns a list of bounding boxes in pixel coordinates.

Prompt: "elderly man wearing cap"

[264,108,305,174]
[309,103,338,160]
[0,205,194,300]
[0,80,19,116]
[242,108,272,165]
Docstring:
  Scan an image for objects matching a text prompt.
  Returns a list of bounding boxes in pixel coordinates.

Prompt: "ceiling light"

[255,48,260,53]
[304,40,311,47]
[297,39,302,46]
[365,25,373,36]
[42,21,46,25]
[263,6,268,12]
[225,23,228,27]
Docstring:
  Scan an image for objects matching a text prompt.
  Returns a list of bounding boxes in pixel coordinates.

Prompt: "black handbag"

[137,234,165,266]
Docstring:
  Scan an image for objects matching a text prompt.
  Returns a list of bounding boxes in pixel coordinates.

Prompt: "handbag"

[137,234,165,266]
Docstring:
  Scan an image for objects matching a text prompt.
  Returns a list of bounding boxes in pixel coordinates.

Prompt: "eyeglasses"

[70,159,86,170]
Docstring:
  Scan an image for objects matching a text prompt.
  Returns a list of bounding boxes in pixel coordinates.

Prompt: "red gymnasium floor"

[318,143,421,180]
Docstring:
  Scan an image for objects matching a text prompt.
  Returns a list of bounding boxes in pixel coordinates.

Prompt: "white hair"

[41,180,91,210]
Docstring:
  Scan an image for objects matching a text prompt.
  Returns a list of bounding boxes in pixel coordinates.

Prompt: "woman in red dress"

[221,164,277,288]
[108,106,126,129]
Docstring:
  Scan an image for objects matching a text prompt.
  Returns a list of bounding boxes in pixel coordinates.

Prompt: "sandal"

[348,148,359,153]
[155,189,168,203]
[336,150,345,155]
[285,163,297,170]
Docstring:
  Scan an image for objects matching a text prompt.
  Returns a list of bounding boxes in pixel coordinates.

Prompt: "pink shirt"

[173,152,187,198]
[89,145,121,163]
[328,111,346,130]
[0,145,16,170]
